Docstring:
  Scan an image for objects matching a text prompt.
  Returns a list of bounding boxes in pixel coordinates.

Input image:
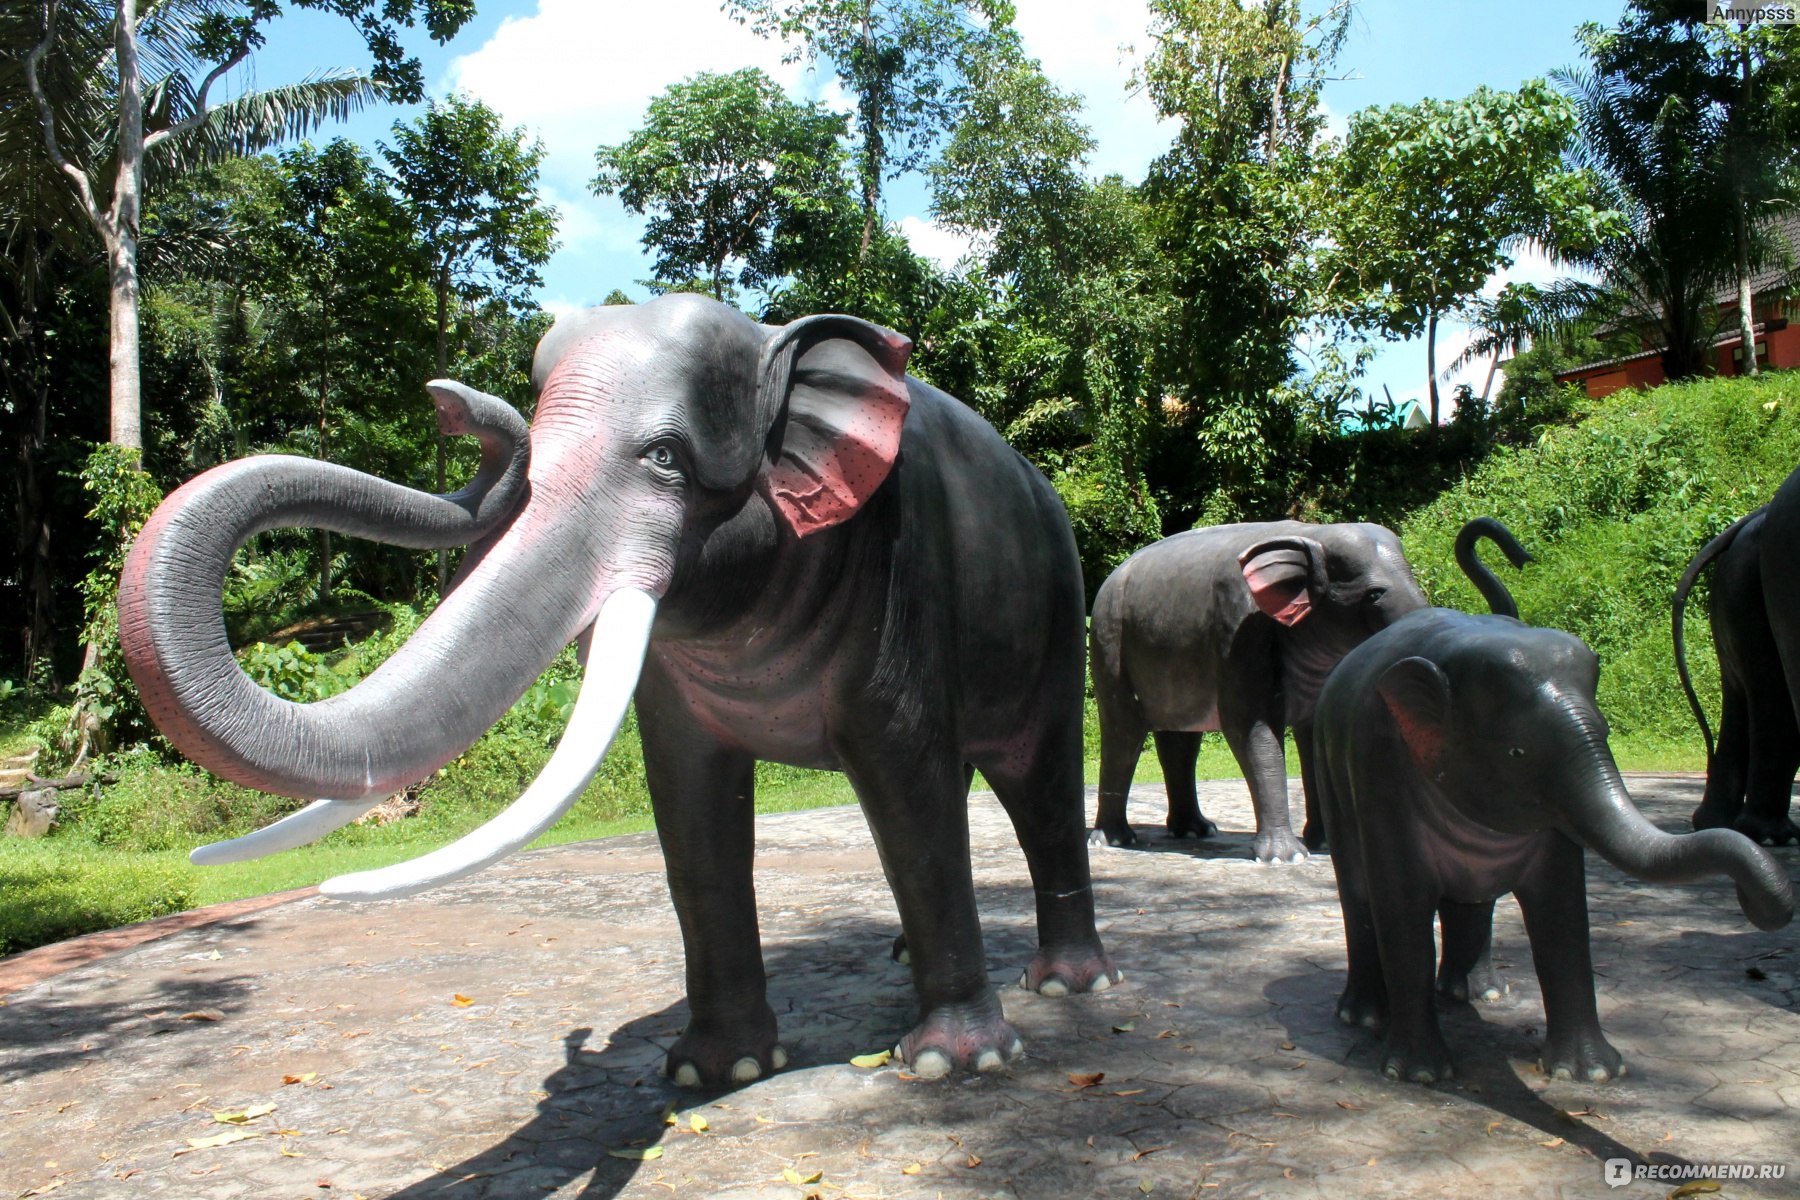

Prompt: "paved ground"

[1,776,1795,1200]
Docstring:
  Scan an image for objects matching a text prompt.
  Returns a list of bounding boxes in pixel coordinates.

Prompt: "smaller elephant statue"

[1315,607,1793,1084]
[1674,465,1800,845]
[1089,517,1529,862]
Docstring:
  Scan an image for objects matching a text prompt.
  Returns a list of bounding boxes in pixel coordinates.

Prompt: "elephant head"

[120,294,913,899]
[1373,615,1793,931]
[1237,524,1428,636]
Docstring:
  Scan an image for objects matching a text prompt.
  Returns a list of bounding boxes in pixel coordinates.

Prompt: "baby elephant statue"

[1090,517,1529,862]
[1673,461,1800,846]
[119,294,1119,1086]
[1315,607,1794,1084]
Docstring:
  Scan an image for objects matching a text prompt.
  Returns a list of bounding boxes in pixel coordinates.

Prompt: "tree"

[18,0,474,455]
[593,69,845,302]
[383,92,556,589]
[725,0,1017,269]
[1325,80,1616,424]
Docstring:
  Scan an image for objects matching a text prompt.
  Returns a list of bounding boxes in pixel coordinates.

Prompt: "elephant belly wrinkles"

[652,640,846,771]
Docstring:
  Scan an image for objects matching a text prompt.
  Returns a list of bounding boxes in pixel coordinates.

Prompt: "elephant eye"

[1365,587,1387,605]
[644,443,680,472]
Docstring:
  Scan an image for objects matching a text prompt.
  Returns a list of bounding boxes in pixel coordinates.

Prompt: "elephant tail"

[1453,517,1533,619]
[1672,508,1765,766]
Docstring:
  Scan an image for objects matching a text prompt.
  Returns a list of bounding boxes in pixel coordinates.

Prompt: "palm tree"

[9,0,378,454]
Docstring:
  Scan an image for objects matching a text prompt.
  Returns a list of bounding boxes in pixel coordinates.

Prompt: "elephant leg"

[1693,681,1750,831]
[1094,703,1149,848]
[1435,897,1505,1003]
[845,744,1021,1078]
[1739,689,1800,846]
[1364,850,1452,1082]
[1327,795,1387,1031]
[1515,837,1621,1082]
[1294,718,1325,851]
[638,703,781,1089]
[1220,698,1305,864]
[984,735,1122,998]
[1153,730,1216,839]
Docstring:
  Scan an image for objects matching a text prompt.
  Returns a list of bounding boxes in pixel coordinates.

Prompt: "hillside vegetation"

[1402,373,1800,762]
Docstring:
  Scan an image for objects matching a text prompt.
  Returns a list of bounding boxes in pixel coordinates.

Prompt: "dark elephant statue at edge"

[1673,465,1800,845]
[1316,607,1792,1084]
[1089,516,1530,861]
[119,293,1119,1087]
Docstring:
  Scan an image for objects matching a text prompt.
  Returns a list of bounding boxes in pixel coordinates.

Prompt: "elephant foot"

[1166,811,1219,839]
[1379,1028,1456,1085]
[1254,828,1309,865]
[1691,801,1742,832]
[1436,963,1507,1004]
[1301,820,1328,853]
[1540,1028,1624,1082]
[1732,812,1800,846]
[1018,942,1122,998]
[1335,985,1386,1031]
[895,994,1024,1078]
[664,1010,788,1090]
[1090,822,1140,849]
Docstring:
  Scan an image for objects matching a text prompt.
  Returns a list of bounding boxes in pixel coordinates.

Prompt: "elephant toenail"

[673,1063,701,1088]
[976,1049,1005,1071]
[912,1049,953,1079]
[1089,973,1114,993]
[1017,970,1030,988]
[771,1045,789,1070]
[1038,978,1070,998]
[1007,1036,1024,1059]
[731,1057,762,1083]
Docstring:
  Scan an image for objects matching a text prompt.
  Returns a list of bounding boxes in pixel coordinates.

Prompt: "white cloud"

[1012,0,1170,182]
[897,216,982,270]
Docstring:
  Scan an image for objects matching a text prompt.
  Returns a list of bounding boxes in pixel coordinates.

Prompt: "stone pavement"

[1,777,1795,1200]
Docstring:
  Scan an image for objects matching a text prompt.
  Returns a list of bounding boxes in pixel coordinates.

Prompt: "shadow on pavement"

[0,973,256,1084]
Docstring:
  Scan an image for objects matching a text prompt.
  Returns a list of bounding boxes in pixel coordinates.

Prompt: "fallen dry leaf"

[177,1130,263,1155]
[179,1010,223,1022]
[850,1050,892,1069]
[782,1167,824,1185]
[689,1114,709,1133]
[450,994,474,1008]
[1113,1089,1147,1097]
[605,1146,663,1161]
[1538,1137,1565,1149]
[1138,1178,1154,1194]
[1068,1071,1105,1089]
[901,1163,923,1175]
[282,1074,318,1086]
[1279,1041,1296,1051]
[212,1103,276,1125]
[965,1154,981,1168]
[20,1182,66,1197]
[1667,1183,1722,1199]
[1112,1021,1136,1034]
[1336,1100,1363,1111]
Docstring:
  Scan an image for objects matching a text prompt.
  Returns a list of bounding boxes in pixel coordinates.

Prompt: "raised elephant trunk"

[1559,723,1793,931]
[120,379,662,898]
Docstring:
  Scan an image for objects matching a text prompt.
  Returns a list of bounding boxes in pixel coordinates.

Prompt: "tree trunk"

[1426,309,1441,426]
[1735,201,1758,377]
[108,0,144,453]
[436,266,450,594]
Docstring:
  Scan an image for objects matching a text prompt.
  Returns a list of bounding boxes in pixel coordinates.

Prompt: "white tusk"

[318,588,656,901]
[190,798,384,865]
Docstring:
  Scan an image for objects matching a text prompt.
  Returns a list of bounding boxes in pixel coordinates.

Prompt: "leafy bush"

[1401,372,1800,749]
[0,840,196,956]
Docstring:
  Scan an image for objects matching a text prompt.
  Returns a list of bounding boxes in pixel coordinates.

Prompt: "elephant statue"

[1673,465,1800,845]
[1315,606,1793,1084]
[119,293,1119,1087]
[1089,517,1530,861]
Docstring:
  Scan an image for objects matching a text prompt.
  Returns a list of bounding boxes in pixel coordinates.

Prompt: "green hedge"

[1401,372,1800,751]
[0,839,196,957]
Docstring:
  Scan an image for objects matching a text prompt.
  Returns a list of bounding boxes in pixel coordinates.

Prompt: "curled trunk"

[1561,734,1792,932]
[1453,517,1532,619]
[118,383,582,801]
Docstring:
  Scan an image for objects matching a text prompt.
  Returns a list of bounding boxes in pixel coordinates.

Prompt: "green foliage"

[1402,372,1800,746]
[594,69,849,302]
[0,839,197,957]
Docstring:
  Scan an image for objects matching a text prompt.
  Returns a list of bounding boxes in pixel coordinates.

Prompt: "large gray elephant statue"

[119,293,1119,1087]
[1674,463,1800,845]
[1089,517,1529,861]
[1316,607,1793,1084]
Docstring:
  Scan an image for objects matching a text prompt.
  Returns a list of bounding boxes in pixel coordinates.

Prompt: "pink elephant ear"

[1376,656,1452,776]
[1239,537,1327,627]
[758,315,913,537]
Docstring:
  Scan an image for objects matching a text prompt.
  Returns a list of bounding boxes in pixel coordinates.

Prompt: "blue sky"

[251,0,1632,409]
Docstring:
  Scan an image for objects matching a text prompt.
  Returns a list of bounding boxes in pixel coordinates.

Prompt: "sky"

[249,0,1634,410]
